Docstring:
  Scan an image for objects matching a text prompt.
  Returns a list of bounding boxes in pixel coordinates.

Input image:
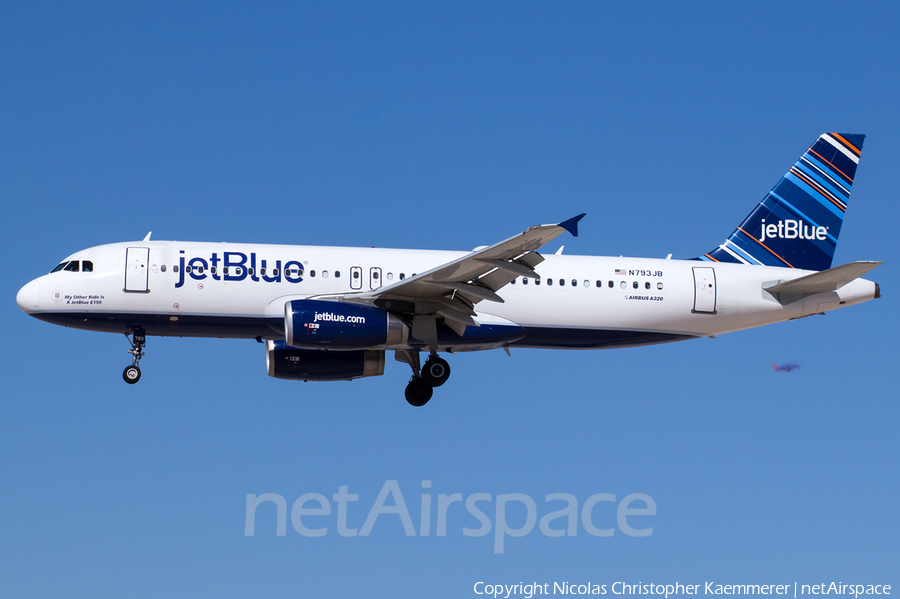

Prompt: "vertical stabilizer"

[699,133,864,271]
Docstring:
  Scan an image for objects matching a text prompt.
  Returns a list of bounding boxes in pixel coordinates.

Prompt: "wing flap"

[515,252,545,270]
[474,258,539,279]
[425,281,505,303]
[474,267,518,293]
[436,306,480,328]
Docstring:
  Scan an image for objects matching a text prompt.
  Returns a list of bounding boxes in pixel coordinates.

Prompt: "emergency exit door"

[692,267,716,314]
[350,266,363,290]
[125,247,150,292]
[369,267,382,290]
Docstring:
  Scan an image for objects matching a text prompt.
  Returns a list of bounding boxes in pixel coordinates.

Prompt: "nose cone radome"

[16,279,41,313]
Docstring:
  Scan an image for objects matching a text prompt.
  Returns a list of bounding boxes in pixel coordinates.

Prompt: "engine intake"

[285,299,408,350]
[266,340,384,381]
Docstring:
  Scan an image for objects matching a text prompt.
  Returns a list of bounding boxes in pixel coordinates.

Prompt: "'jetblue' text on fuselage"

[175,251,305,288]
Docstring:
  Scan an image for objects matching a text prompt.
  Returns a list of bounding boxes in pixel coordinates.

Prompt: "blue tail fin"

[699,133,865,271]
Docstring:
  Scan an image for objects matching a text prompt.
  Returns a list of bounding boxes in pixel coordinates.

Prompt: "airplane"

[772,363,800,372]
[16,133,881,406]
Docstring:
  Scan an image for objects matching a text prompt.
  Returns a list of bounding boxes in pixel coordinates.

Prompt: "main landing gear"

[123,328,146,384]
[422,355,450,387]
[398,351,451,407]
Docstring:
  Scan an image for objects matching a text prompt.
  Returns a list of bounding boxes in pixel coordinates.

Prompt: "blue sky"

[2,2,897,597]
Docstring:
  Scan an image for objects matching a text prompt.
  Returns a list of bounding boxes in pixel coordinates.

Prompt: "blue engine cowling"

[266,340,384,381]
[285,299,408,350]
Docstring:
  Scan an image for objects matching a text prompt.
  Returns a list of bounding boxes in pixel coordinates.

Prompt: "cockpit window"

[82,261,93,272]
[64,261,80,272]
[51,262,68,273]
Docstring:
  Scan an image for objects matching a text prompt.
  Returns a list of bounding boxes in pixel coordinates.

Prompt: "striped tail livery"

[700,133,864,271]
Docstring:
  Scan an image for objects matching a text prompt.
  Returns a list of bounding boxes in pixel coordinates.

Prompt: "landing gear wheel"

[123,328,147,384]
[123,365,142,384]
[421,357,451,387]
[405,378,433,406]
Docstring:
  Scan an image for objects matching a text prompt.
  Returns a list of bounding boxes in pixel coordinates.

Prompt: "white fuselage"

[16,240,879,351]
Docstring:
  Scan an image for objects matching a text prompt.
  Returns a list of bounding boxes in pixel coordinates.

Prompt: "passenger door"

[124,247,150,292]
[692,267,716,314]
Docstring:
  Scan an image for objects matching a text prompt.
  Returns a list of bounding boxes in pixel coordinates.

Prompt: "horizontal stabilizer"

[764,261,882,296]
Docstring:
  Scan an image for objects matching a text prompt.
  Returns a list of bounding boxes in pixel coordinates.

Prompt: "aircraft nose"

[16,279,41,313]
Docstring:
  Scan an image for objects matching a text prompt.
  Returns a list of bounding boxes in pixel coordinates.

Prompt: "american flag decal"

[615,268,627,276]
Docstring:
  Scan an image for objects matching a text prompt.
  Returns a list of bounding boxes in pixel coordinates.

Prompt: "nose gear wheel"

[123,328,146,385]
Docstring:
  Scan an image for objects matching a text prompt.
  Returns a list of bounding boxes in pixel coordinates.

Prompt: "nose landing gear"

[123,328,146,384]
[396,350,451,406]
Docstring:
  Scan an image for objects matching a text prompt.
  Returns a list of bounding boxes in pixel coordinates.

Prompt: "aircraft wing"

[346,214,585,333]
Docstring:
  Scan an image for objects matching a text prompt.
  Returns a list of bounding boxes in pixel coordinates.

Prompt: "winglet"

[143,231,152,241]
[559,213,586,237]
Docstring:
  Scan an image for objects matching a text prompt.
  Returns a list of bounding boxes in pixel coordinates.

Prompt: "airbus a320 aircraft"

[17,133,881,406]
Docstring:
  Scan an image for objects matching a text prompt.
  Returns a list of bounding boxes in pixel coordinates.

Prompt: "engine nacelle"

[284,299,408,350]
[266,340,385,381]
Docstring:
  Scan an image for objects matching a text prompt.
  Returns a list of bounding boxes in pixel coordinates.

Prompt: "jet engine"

[284,299,408,350]
[265,340,384,381]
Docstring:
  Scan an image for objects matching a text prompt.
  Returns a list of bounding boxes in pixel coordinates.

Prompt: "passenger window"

[353,271,360,279]
[571,279,577,287]
[223,267,229,275]
[322,270,329,278]
[386,273,393,281]
[373,271,379,280]
[523,278,529,285]
[620,281,626,289]
[559,279,564,286]
[82,261,94,272]
[248,267,254,276]
[51,262,68,273]
[633,281,638,289]
[64,261,80,272]
[310,270,316,277]
[645,282,651,290]
[272,268,279,276]
[161,264,166,272]
[547,278,552,286]
[211,266,217,275]
[608,281,614,288]
[657,282,663,290]
[335,271,341,278]
[535,278,540,285]
[186,265,193,274]
[595,280,601,288]
[174,265,179,273]
[197,266,204,274]
[234,267,242,276]
[400,273,405,280]
[511,278,516,284]
[583,280,589,287]
[260,268,266,276]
